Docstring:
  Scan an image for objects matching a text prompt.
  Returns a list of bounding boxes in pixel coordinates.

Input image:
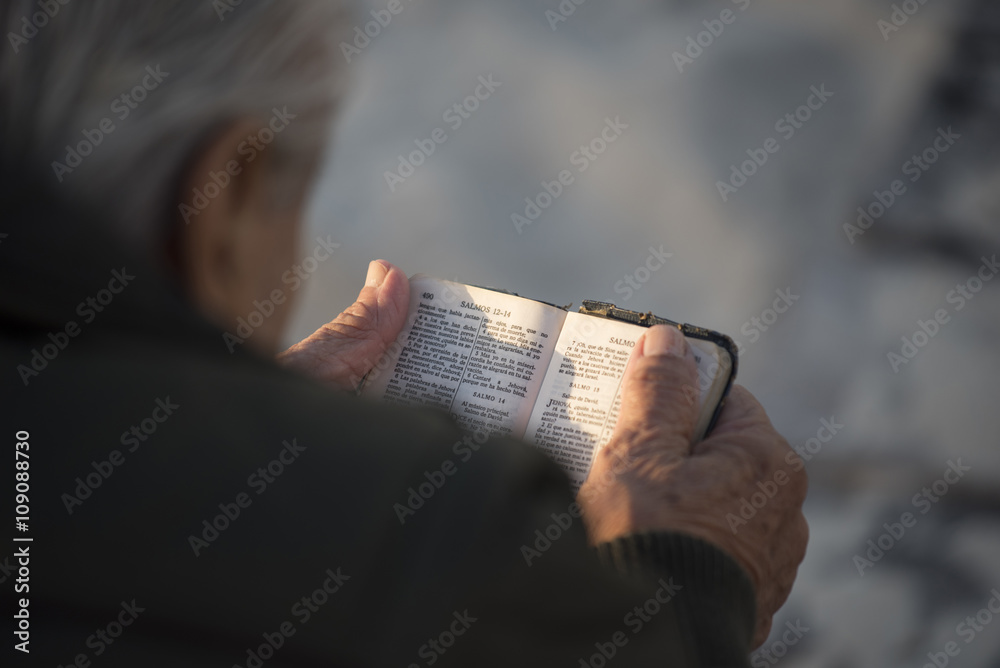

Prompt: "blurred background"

[286,0,1000,665]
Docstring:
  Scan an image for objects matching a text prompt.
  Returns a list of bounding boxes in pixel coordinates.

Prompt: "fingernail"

[643,325,685,357]
[365,260,388,288]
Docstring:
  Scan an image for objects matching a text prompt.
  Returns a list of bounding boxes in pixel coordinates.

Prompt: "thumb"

[339,260,410,340]
[278,260,410,390]
[612,325,701,459]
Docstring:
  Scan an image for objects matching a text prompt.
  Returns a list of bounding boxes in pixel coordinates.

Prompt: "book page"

[522,312,726,488]
[361,277,567,439]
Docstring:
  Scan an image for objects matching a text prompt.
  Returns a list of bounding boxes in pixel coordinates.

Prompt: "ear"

[174,119,273,322]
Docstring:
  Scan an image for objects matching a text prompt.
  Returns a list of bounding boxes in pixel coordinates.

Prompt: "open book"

[361,276,738,488]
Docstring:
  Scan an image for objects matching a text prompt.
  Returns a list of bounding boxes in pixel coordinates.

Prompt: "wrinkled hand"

[278,260,409,391]
[578,325,809,648]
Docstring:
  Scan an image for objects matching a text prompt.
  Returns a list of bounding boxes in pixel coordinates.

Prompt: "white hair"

[1,0,348,250]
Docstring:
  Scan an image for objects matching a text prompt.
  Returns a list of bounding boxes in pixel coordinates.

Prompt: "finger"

[611,325,700,459]
[711,385,771,433]
[337,260,410,345]
[278,260,410,389]
[696,385,781,454]
[695,385,803,485]
[752,613,773,650]
[318,261,408,346]
[366,259,409,310]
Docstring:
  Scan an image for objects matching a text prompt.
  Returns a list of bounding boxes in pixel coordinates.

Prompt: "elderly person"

[0,2,806,665]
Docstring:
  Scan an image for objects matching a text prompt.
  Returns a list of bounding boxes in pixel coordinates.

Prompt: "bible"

[361,276,738,488]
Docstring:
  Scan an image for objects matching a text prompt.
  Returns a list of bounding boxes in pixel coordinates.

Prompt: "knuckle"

[793,514,810,560]
[607,428,686,470]
[788,462,809,504]
[629,355,696,387]
[705,441,760,483]
[774,577,795,609]
[628,358,664,383]
[755,614,774,646]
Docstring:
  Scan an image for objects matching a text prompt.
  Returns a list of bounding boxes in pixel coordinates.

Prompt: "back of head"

[0,0,348,255]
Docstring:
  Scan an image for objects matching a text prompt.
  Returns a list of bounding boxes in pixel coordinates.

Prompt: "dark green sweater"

[0,184,755,666]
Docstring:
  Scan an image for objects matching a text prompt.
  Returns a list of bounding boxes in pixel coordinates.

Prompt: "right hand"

[578,325,809,648]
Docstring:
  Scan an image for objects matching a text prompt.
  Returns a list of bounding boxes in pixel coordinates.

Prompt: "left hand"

[277,260,410,391]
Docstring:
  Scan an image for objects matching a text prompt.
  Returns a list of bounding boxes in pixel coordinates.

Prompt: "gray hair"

[1,0,348,251]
